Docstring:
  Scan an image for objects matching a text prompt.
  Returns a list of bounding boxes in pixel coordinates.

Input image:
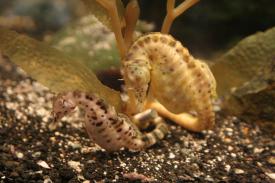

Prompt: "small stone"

[169,152,175,159]
[253,147,264,154]
[37,160,51,169]
[228,146,233,151]
[231,153,236,158]
[81,147,92,154]
[257,162,263,167]
[241,127,249,136]
[213,105,221,112]
[267,156,275,165]
[243,139,251,144]
[234,168,244,174]
[123,172,154,182]
[265,173,275,180]
[68,141,81,149]
[224,138,232,143]
[225,165,231,172]
[178,175,195,181]
[32,152,41,158]
[43,177,53,183]
[68,161,82,173]
[205,175,214,182]
[50,137,56,142]
[15,152,24,159]
[247,144,253,148]
[225,128,233,132]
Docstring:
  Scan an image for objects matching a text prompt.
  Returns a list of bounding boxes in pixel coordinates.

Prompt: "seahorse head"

[52,92,76,122]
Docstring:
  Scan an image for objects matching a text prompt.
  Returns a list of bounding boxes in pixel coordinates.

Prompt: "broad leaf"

[211,27,275,96]
[0,28,122,111]
[210,27,275,120]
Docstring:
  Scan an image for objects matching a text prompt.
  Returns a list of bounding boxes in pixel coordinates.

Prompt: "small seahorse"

[122,32,217,131]
[52,91,168,151]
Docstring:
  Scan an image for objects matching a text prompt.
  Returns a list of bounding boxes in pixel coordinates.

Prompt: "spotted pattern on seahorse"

[122,32,217,130]
[52,91,168,151]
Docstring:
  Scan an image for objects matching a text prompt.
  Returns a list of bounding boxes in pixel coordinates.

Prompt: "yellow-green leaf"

[211,27,275,96]
[0,28,122,111]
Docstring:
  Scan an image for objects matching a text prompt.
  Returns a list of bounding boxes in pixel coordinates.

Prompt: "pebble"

[205,175,214,182]
[253,147,264,154]
[231,153,236,158]
[49,137,56,142]
[213,105,221,112]
[37,160,51,169]
[81,146,95,154]
[32,151,42,158]
[267,156,275,165]
[225,165,231,172]
[228,146,233,151]
[241,127,249,136]
[265,173,275,180]
[169,152,175,159]
[224,138,232,143]
[68,141,82,149]
[15,152,24,159]
[225,128,233,132]
[234,168,244,174]
[68,161,82,173]
[43,177,53,183]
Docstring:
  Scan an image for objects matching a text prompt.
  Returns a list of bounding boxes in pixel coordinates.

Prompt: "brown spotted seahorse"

[52,90,168,151]
[122,32,217,131]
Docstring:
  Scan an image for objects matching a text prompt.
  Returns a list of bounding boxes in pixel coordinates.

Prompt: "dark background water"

[1,0,275,57]
[139,0,275,57]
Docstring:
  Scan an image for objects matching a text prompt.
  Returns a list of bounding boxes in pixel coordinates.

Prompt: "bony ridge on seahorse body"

[122,32,217,131]
[52,90,168,151]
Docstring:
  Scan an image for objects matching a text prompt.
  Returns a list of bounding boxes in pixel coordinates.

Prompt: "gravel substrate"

[0,57,274,182]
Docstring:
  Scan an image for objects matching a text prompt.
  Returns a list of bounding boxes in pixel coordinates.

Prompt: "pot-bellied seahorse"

[52,90,168,151]
[122,33,217,132]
